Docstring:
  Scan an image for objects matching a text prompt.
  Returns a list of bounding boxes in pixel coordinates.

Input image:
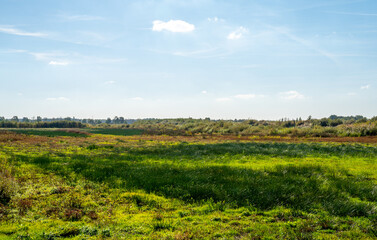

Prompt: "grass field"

[0,132,376,239]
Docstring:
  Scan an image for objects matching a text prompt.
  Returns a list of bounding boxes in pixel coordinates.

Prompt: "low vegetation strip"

[4,129,89,137]
[0,132,376,239]
[83,128,143,136]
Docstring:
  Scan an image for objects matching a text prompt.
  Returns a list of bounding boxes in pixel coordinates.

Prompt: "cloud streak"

[49,61,69,66]
[326,11,377,16]
[279,91,305,100]
[0,26,46,37]
[227,27,248,40]
[59,14,104,21]
[270,26,338,64]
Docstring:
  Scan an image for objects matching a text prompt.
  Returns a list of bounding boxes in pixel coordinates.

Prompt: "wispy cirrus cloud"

[104,80,116,85]
[279,91,305,100]
[152,20,195,33]
[59,14,104,21]
[0,25,46,37]
[270,26,338,64]
[49,61,69,66]
[207,17,224,22]
[227,27,248,40]
[361,84,370,90]
[216,94,264,102]
[326,11,377,17]
[13,50,126,66]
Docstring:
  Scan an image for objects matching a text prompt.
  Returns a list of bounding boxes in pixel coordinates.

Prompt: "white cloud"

[49,61,69,66]
[279,91,305,100]
[201,90,207,94]
[216,97,232,102]
[130,97,143,101]
[361,84,370,90]
[227,27,248,40]
[46,97,70,101]
[152,20,195,33]
[0,26,46,37]
[347,92,357,96]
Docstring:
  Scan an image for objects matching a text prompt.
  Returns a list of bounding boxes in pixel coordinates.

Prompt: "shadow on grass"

[124,141,377,158]
[12,147,377,218]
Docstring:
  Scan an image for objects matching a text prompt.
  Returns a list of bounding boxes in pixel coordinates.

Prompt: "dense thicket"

[0,121,85,128]
[131,116,377,137]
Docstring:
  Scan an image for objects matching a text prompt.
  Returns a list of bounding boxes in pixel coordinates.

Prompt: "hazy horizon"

[1,0,376,119]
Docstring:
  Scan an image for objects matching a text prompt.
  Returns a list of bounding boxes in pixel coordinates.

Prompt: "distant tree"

[319,118,329,127]
[113,116,119,124]
[0,116,4,121]
[11,116,19,122]
[106,118,112,124]
[119,117,125,124]
[22,117,30,122]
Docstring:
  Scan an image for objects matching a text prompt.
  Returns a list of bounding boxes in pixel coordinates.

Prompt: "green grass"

[0,136,377,239]
[5,128,88,137]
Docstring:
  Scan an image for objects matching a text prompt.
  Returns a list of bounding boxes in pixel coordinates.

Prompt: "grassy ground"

[0,133,376,239]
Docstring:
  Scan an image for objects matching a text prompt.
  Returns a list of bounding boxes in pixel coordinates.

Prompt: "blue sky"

[1,0,376,119]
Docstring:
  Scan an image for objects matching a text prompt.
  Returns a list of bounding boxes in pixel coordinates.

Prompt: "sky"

[1,0,376,120]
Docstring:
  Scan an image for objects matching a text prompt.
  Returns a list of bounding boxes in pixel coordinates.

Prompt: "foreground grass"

[0,134,376,239]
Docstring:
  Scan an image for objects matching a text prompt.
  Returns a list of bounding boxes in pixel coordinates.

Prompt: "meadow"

[0,131,377,239]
